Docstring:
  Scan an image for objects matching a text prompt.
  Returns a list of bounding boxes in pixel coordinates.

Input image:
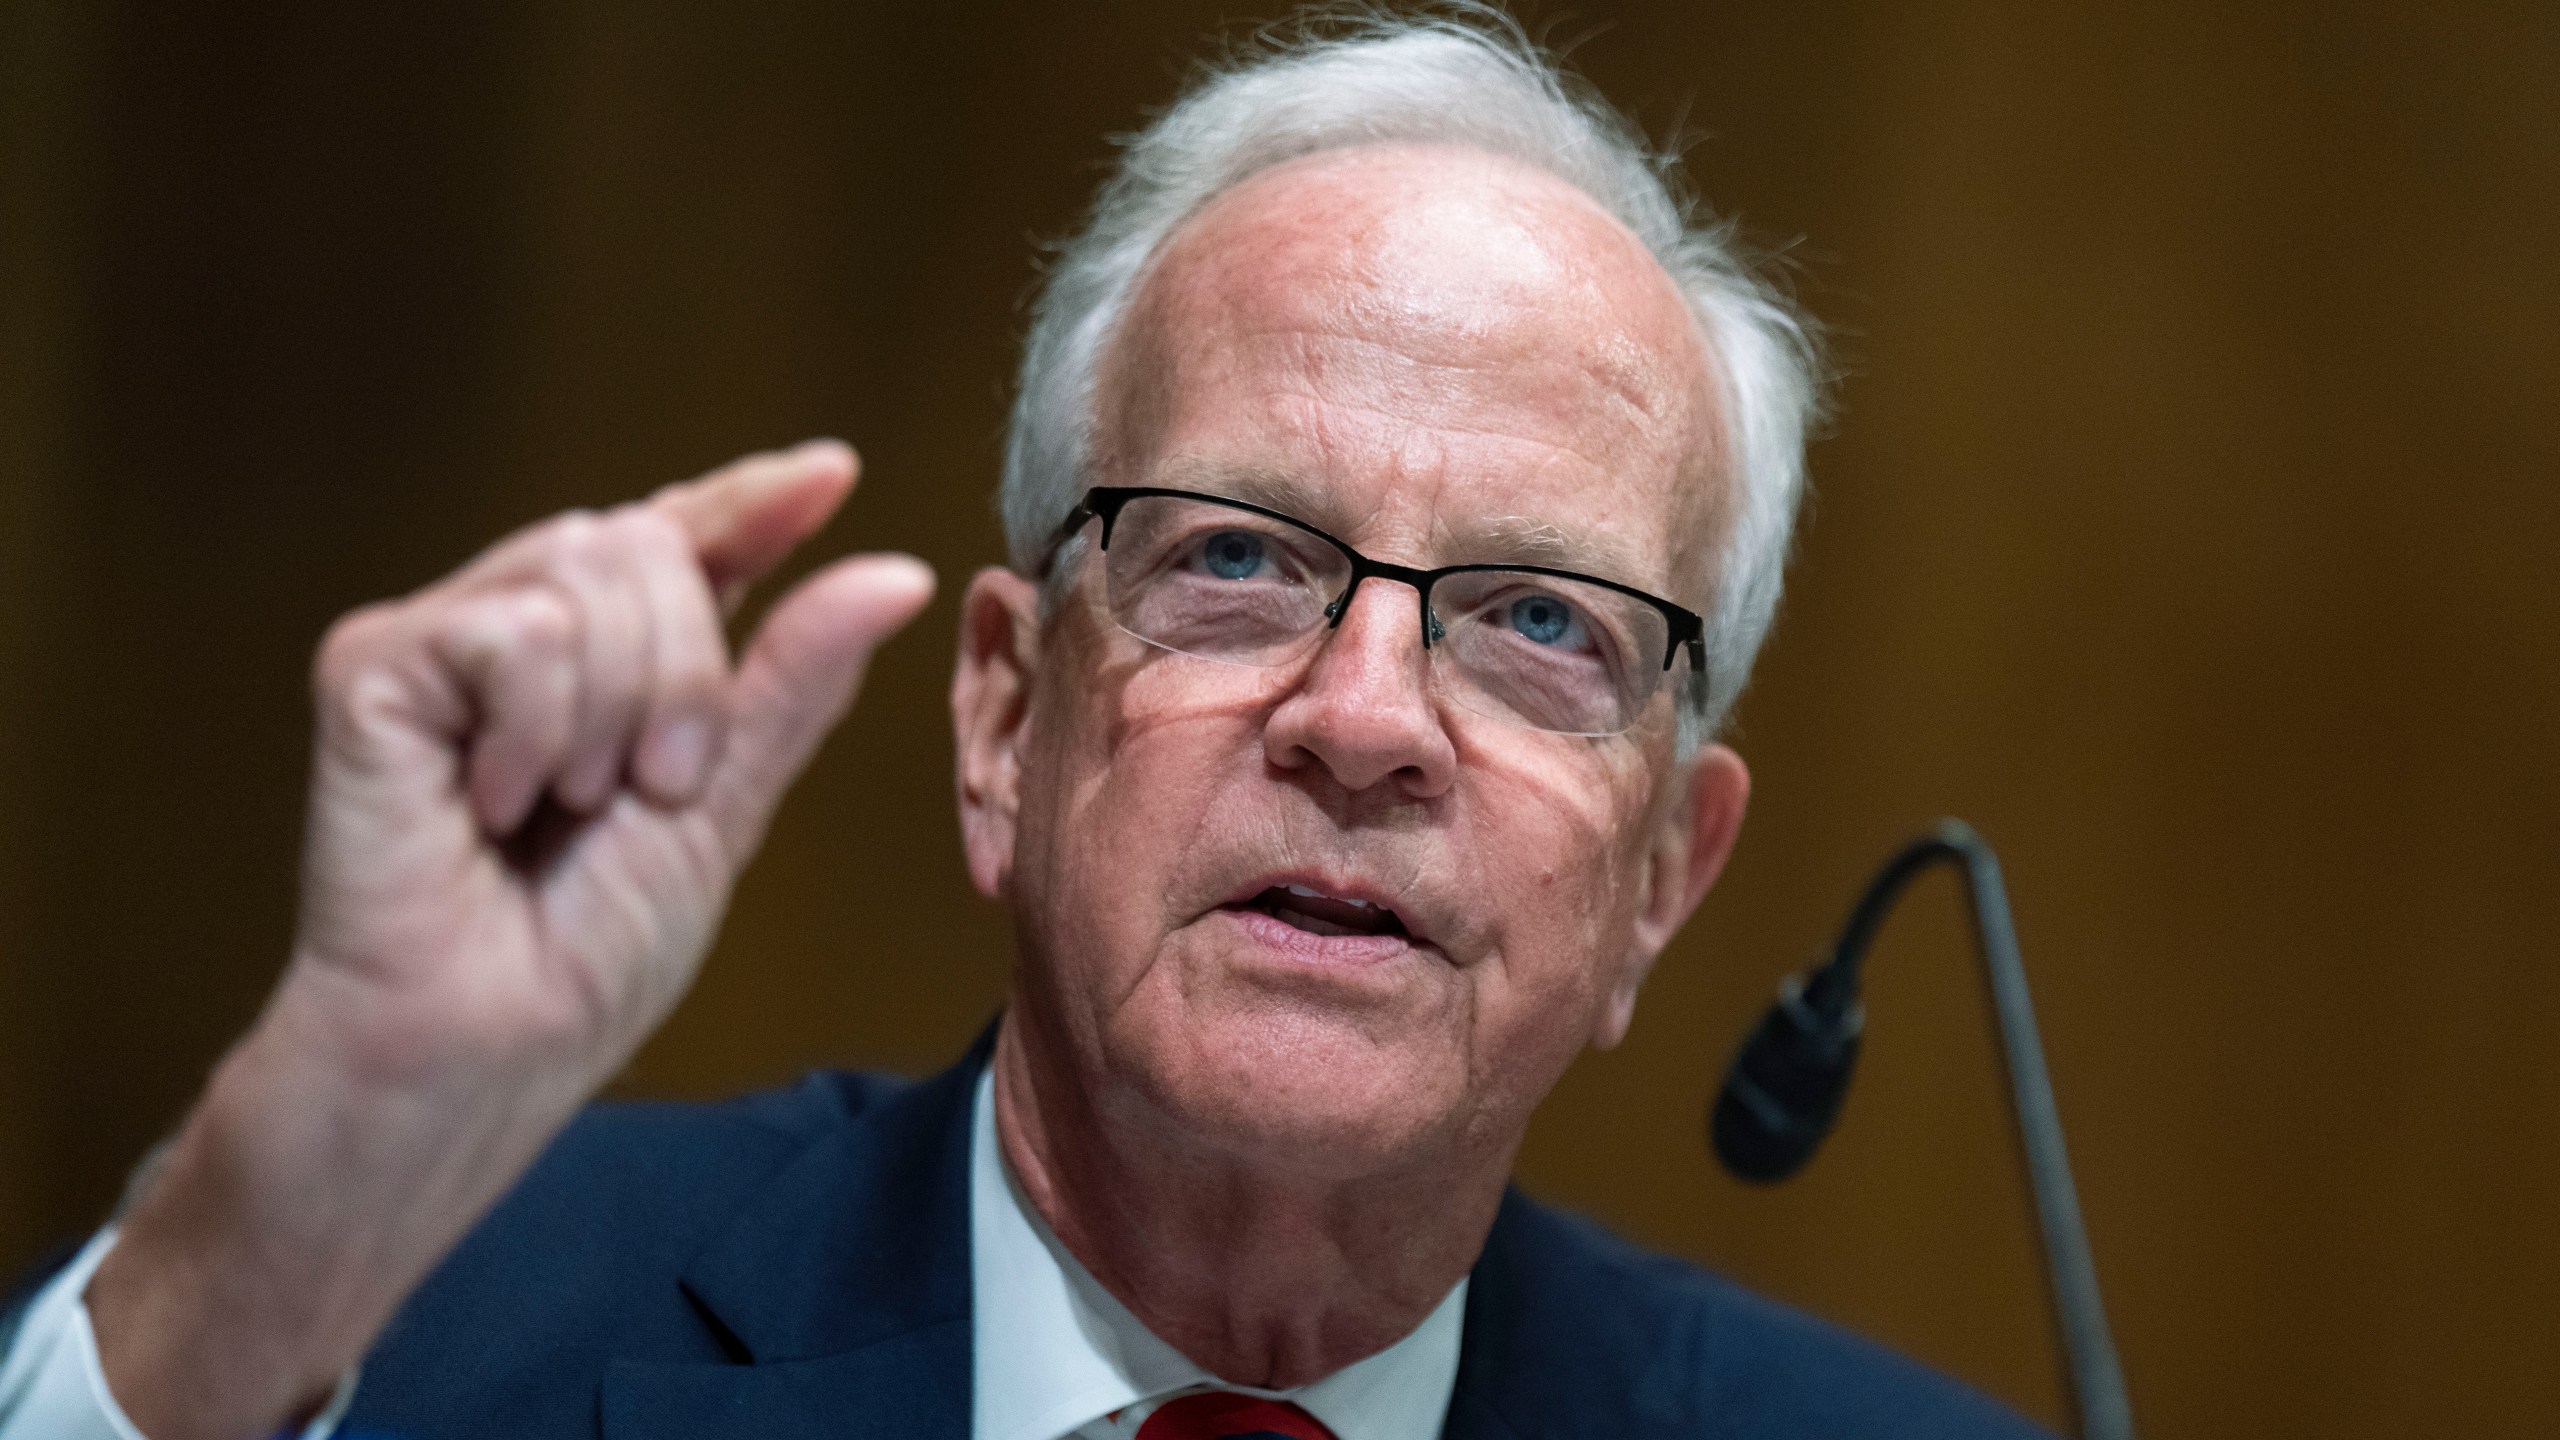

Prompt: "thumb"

[703,551,936,859]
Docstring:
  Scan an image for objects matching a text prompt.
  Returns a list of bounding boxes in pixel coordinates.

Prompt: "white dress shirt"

[967,1069,1465,1440]
[0,1069,1464,1440]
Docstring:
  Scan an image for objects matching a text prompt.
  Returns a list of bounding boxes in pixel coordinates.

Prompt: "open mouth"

[1230,883,1410,940]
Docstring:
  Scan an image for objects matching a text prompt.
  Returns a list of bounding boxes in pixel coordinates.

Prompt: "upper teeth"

[1286,884,1374,909]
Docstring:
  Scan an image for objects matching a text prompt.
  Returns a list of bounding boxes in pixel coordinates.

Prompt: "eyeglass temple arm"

[1044,497,1119,579]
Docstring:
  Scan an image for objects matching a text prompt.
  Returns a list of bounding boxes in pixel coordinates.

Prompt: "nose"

[1262,576,1457,799]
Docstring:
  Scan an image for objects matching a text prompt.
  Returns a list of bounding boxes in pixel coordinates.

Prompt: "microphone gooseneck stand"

[1711,820,2135,1440]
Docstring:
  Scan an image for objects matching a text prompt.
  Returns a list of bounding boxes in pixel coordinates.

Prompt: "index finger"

[648,439,861,605]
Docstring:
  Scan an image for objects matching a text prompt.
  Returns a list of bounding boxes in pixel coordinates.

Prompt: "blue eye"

[1200,530,1266,580]
[1509,593,1579,645]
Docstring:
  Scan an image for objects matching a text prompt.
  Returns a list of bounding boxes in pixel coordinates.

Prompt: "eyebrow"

[1151,459,1662,590]
[1160,461,1318,521]
[1460,513,1649,579]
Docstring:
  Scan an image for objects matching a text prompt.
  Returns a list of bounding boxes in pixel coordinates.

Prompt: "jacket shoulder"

[446,1067,909,1274]
[1461,1192,2057,1439]
[353,1069,915,1432]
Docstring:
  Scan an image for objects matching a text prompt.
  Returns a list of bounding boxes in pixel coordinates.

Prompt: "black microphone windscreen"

[1711,974,1863,1184]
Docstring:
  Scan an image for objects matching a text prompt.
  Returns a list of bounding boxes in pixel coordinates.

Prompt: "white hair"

[1000,3,1827,741]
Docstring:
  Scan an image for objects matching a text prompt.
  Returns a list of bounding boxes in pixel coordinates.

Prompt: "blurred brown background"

[3,1,2554,1434]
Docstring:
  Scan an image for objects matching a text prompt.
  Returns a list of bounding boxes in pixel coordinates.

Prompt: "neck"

[989,1012,1509,1389]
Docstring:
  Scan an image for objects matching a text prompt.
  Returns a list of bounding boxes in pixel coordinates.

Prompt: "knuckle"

[660,662,726,714]
[311,611,416,736]
[506,584,580,655]
[611,507,698,590]
[445,587,574,669]
[620,505,690,559]
[442,595,511,657]
[539,509,606,574]
[312,602,396,699]
[626,511,723,642]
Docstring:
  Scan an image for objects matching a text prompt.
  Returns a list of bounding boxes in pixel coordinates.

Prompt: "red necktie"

[1134,1390,1339,1440]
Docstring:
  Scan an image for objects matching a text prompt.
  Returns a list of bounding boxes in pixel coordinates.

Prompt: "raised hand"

[86,441,933,1440]
[289,439,930,1097]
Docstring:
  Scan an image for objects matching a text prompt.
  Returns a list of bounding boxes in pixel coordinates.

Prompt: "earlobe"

[1593,744,1752,1050]
[951,567,1042,900]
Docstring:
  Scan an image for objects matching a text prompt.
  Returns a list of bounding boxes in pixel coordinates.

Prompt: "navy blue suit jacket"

[315,1026,2048,1439]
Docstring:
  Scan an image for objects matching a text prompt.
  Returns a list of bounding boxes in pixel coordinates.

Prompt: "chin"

[1115,998,1472,1182]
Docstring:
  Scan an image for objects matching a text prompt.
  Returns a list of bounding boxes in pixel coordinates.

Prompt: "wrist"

[88,1039,367,1440]
[86,972,593,1440]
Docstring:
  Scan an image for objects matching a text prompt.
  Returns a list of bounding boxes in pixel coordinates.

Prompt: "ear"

[951,566,1042,900]
[1593,742,1750,1050]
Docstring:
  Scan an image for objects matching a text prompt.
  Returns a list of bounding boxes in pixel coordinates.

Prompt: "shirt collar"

[968,1069,1466,1440]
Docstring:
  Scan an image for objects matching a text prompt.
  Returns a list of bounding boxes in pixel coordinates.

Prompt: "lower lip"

[1215,905,1423,966]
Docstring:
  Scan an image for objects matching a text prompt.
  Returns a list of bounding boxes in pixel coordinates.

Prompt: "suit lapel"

[1440,1193,1536,1440]
[600,1026,993,1440]
[600,1326,970,1440]
[1438,1385,1529,1440]
[1440,1190,1713,1440]
[596,1035,1667,1440]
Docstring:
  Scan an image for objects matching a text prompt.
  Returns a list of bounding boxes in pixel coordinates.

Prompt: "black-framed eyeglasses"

[1052,486,1708,738]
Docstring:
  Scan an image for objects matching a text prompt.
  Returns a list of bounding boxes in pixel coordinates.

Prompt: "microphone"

[1710,820,2135,1440]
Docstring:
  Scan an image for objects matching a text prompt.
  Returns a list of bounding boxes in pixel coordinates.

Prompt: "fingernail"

[645,718,709,796]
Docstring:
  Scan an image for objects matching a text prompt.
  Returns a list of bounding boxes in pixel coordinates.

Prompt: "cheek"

[1453,740,1658,1078]
[1016,642,1291,983]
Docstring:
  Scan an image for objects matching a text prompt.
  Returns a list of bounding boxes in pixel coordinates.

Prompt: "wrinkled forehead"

[1094,143,1728,600]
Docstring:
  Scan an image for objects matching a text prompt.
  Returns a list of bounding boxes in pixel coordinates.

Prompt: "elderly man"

[0,13,2046,1440]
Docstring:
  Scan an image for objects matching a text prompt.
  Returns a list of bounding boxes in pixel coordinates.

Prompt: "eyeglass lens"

[1095,493,1673,736]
